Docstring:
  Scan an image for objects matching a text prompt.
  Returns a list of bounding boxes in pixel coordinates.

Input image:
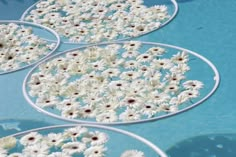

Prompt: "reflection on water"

[166,134,236,157]
[0,119,51,137]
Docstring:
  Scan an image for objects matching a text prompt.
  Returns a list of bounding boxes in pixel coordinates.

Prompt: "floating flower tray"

[0,21,60,75]
[23,41,220,125]
[21,0,178,44]
[0,124,167,157]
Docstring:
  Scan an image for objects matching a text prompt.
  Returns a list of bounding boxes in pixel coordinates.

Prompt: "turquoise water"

[0,0,236,156]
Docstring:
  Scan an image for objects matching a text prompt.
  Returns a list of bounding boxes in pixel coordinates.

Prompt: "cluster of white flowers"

[0,126,145,157]
[26,41,204,123]
[0,126,111,157]
[0,23,55,73]
[23,0,170,43]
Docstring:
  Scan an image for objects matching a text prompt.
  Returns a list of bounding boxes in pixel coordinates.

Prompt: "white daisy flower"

[159,103,173,113]
[164,84,180,94]
[96,111,118,123]
[62,142,86,155]
[170,63,190,74]
[106,58,125,68]
[123,41,141,51]
[119,109,141,121]
[64,126,88,139]
[97,100,119,112]
[45,133,64,147]
[23,142,49,156]
[180,89,200,99]
[101,68,121,78]
[104,87,125,100]
[78,105,97,119]
[183,80,204,90]
[61,107,79,119]
[148,91,170,104]
[171,51,189,64]
[108,80,129,91]
[146,46,166,56]
[122,50,139,58]
[82,131,109,146]
[124,60,140,69]
[20,132,43,146]
[140,103,159,118]
[121,96,143,109]
[164,73,185,84]
[35,95,59,108]
[121,150,145,157]
[84,145,107,157]
[136,53,153,63]
[151,58,174,70]
[120,71,141,80]
[56,99,80,111]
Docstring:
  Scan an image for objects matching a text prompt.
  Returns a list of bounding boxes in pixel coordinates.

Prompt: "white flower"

[62,142,86,155]
[108,80,129,91]
[61,107,79,119]
[159,103,175,113]
[45,133,64,147]
[121,96,143,109]
[119,109,141,121]
[123,41,141,51]
[64,126,88,139]
[164,73,185,84]
[120,71,141,80]
[164,84,179,94]
[101,68,121,78]
[151,59,174,69]
[23,142,49,156]
[124,60,140,69]
[122,50,139,58]
[146,46,166,56]
[35,95,59,108]
[180,89,200,99]
[91,60,106,71]
[136,53,153,63]
[171,51,189,64]
[20,132,43,146]
[78,105,97,119]
[183,80,204,90]
[148,91,170,104]
[170,63,190,74]
[96,111,118,123]
[56,99,81,111]
[84,145,107,157]
[121,150,145,157]
[140,104,159,118]
[82,131,109,146]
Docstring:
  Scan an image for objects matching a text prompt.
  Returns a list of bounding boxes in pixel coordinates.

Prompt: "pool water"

[0,0,236,156]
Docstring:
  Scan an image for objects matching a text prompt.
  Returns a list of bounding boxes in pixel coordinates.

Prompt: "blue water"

[0,0,236,156]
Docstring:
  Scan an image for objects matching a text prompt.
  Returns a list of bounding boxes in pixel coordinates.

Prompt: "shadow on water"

[0,119,52,137]
[166,134,236,157]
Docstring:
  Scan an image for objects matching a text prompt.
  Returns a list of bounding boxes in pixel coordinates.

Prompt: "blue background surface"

[0,0,236,156]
